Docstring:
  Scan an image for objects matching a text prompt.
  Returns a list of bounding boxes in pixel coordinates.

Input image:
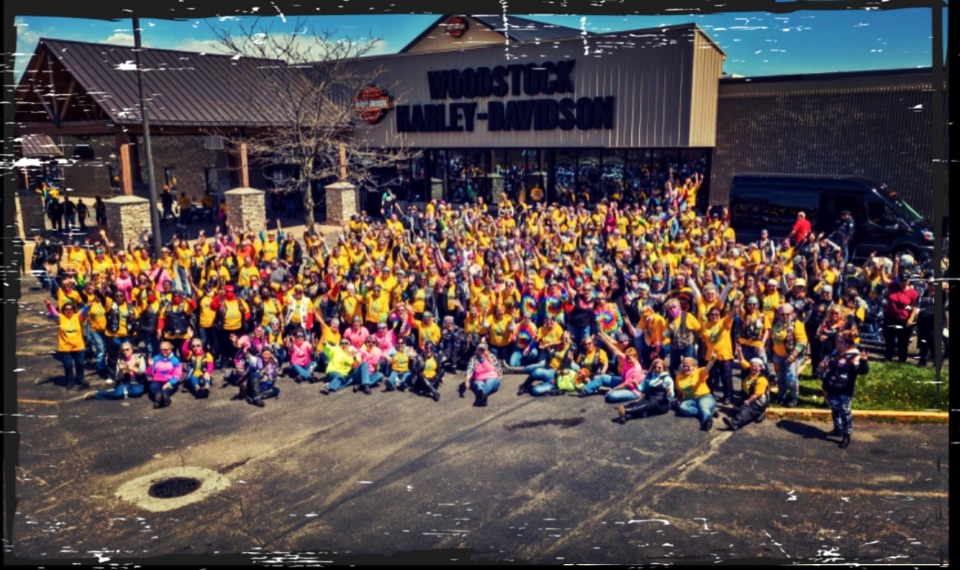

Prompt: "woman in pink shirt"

[462,341,504,407]
[286,329,317,383]
[373,321,397,357]
[343,316,370,349]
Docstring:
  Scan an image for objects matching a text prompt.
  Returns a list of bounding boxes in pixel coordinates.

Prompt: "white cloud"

[102,32,135,46]
[172,38,232,55]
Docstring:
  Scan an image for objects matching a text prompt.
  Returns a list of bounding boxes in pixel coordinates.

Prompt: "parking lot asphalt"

[5,281,951,566]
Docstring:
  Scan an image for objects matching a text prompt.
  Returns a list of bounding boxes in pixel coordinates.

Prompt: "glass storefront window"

[601,151,625,202]
[578,150,600,204]
[554,149,576,206]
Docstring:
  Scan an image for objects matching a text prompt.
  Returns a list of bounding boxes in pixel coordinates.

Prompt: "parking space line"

[654,481,947,498]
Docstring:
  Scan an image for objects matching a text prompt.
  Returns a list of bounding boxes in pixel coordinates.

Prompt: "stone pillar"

[15,188,48,238]
[325,182,357,224]
[487,172,504,206]
[224,187,266,235]
[430,177,444,202]
[104,196,151,251]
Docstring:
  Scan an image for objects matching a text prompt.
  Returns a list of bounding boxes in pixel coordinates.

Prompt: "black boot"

[839,434,851,449]
[517,379,531,396]
[722,417,738,431]
[428,380,441,402]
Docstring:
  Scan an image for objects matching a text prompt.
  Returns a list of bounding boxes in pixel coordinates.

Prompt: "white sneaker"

[105,379,114,385]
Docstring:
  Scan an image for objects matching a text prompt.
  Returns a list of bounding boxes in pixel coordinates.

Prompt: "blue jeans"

[471,376,500,397]
[677,394,717,425]
[149,381,176,401]
[740,345,766,371]
[184,373,212,392]
[605,389,640,403]
[528,368,558,396]
[87,330,107,373]
[771,354,800,402]
[508,347,540,368]
[95,382,146,400]
[141,332,161,362]
[291,362,317,381]
[490,345,511,362]
[668,344,696,376]
[362,370,385,387]
[387,370,411,389]
[581,374,619,396]
[61,350,85,387]
[326,365,368,392]
[567,322,593,346]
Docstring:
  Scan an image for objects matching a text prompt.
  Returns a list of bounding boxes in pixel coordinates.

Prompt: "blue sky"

[13,8,945,81]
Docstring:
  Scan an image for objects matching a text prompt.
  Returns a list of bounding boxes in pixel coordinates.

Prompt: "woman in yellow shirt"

[45,299,90,389]
[673,355,718,431]
[700,301,738,404]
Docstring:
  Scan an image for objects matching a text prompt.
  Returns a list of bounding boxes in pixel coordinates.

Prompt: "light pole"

[133,17,162,258]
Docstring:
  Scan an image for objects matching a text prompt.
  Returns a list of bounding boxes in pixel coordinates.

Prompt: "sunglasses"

[191,344,202,348]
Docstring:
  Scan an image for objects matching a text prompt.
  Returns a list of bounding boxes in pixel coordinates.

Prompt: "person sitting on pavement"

[82,341,147,400]
[353,335,386,394]
[232,344,267,408]
[384,336,418,392]
[615,357,676,424]
[672,355,719,431]
[723,351,771,432]
[147,341,182,409]
[318,337,369,395]
[462,340,504,407]
[286,328,318,384]
[180,335,214,399]
[580,332,643,401]
[408,341,443,402]
[516,331,576,397]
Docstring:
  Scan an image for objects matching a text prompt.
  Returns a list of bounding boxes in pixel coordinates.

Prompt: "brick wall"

[224,188,267,235]
[104,196,152,251]
[139,135,227,202]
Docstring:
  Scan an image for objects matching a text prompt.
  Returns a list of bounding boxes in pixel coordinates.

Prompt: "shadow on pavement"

[775,418,830,440]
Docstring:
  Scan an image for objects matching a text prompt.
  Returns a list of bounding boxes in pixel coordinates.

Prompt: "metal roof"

[23,38,334,129]
[470,15,591,42]
[398,14,588,53]
[18,134,63,158]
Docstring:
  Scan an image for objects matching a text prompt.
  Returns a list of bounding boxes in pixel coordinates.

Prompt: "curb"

[764,407,948,424]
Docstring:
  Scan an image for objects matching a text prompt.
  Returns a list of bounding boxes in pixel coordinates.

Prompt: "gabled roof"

[18,134,63,158]
[398,14,588,54]
[16,38,331,129]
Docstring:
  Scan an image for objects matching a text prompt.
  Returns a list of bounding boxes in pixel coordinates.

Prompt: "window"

[867,199,899,227]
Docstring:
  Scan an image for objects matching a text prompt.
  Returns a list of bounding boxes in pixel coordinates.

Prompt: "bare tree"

[209,18,413,227]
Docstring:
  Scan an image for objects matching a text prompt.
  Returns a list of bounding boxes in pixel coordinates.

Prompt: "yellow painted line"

[17,399,60,406]
[654,481,948,498]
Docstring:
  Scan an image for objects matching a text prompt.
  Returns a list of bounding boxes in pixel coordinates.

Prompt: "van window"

[820,193,865,229]
[730,189,770,231]
[769,190,818,225]
[867,199,899,227]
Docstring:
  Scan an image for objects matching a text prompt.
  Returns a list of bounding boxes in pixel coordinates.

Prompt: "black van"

[728,173,935,261]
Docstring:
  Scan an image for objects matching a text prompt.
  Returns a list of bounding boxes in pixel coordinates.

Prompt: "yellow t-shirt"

[58,313,85,352]
[675,367,711,400]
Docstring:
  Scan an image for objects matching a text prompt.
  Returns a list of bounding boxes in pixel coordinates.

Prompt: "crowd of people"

[31,172,948,449]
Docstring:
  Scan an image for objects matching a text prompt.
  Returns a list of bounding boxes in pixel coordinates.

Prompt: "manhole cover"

[148,477,202,499]
[117,467,231,512]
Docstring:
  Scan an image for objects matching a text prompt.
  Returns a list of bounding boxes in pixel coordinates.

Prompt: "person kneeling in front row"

[147,341,182,409]
[722,350,771,432]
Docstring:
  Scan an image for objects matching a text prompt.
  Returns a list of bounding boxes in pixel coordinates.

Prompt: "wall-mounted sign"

[446,16,468,38]
[394,59,617,133]
[353,86,392,125]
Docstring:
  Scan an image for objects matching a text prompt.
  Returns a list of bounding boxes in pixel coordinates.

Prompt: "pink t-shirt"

[289,340,313,367]
[473,357,498,382]
[359,346,384,374]
[343,326,370,349]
